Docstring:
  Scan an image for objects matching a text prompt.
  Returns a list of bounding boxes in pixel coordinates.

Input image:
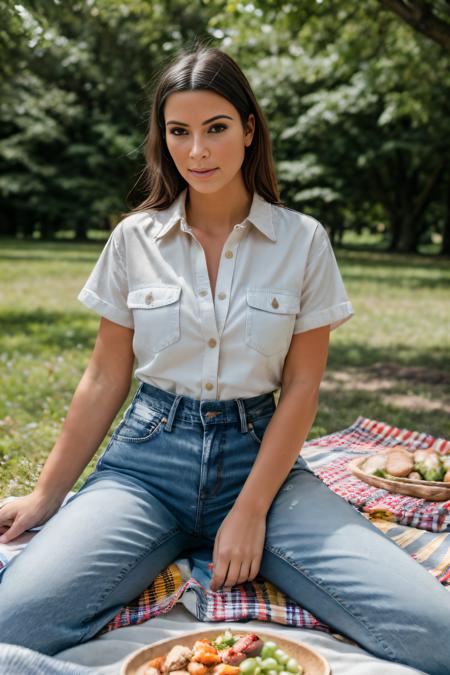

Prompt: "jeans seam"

[264,543,399,662]
[76,525,182,643]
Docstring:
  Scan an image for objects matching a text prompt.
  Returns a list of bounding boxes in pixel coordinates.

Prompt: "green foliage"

[0,1,449,252]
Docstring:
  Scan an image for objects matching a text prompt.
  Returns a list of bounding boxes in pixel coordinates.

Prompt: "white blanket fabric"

[51,602,425,675]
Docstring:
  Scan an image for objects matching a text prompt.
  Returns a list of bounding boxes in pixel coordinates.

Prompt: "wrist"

[233,494,270,518]
[33,485,66,508]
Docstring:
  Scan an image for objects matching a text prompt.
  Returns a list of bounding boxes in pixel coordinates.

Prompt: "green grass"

[1,234,449,498]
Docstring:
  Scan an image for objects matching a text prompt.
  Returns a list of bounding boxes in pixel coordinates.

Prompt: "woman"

[0,45,448,674]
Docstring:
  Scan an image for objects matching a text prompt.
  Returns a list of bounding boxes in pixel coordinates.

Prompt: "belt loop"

[165,394,183,432]
[235,398,249,434]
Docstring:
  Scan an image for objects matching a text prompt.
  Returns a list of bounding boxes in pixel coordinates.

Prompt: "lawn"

[0,234,449,498]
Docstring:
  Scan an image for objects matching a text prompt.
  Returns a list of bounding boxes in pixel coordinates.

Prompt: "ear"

[244,113,255,146]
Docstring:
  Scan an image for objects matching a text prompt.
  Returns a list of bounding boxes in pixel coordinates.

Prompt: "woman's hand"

[209,506,266,591]
[0,490,64,544]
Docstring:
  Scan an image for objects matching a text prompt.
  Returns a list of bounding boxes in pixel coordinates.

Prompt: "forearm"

[234,382,319,516]
[34,367,131,504]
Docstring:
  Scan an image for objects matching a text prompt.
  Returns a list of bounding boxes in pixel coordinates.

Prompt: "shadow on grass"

[317,387,449,441]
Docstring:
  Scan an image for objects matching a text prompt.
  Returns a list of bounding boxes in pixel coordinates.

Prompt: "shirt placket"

[183,221,247,400]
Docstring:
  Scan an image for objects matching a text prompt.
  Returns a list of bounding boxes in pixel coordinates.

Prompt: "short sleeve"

[293,222,354,334]
[77,224,134,329]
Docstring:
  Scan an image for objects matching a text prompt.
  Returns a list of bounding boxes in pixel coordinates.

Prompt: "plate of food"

[349,445,450,501]
[120,628,331,675]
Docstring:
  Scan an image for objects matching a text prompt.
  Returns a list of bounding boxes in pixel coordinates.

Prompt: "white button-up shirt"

[77,187,354,400]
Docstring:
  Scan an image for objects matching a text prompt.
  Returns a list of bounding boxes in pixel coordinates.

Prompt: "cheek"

[165,136,181,161]
[217,134,245,168]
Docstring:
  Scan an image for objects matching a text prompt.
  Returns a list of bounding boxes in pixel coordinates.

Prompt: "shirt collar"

[153,187,276,242]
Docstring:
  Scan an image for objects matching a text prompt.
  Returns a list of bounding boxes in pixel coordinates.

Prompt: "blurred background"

[0,0,449,497]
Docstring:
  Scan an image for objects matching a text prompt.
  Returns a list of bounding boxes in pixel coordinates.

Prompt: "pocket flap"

[127,285,181,309]
[246,288,300,314]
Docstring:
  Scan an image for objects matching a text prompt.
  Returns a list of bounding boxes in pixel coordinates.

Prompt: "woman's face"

[163,90,255,194]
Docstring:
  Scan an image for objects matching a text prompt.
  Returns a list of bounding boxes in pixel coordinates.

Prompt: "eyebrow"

[165,114,233,127]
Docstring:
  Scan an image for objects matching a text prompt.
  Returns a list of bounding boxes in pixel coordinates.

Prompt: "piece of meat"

[191,640,222,666]
[165,645,193,672]
[219,647,248,666]
[230,634,263,657]
[146,656,166,672]
[187,663,208,675]
[212,665,241,675]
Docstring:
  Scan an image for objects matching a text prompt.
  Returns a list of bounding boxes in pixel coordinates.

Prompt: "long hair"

[122,43,284,217]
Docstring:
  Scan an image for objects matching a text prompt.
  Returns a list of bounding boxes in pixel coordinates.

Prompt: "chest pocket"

[246,288,300,357]
[127,285,181,353]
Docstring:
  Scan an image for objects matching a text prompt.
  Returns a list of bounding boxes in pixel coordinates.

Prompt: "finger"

[222,558,242,590]
[211,556,230,591]
[248,556,261,582]
[236,559,252,585]
[212,532,219,569]
[0,518,23,544]
[0,510,14,532]
[210,531,222,590]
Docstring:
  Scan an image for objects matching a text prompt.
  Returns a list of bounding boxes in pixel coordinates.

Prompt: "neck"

[185,178,253,237]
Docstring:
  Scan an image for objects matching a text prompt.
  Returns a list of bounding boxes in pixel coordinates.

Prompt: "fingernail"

[207,563,213,568]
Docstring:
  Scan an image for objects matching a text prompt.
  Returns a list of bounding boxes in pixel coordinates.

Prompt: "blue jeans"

[0,381,448,673]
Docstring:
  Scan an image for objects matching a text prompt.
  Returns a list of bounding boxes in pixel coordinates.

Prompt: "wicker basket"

[349,455,450,501]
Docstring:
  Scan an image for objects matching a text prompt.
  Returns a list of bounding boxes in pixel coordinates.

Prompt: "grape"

[261,641,278,658]
[261,658,278,670]
[254,667,261,675]
[240,659,258,674]
[274,650,289,665]
[285,658,300,674]
[255,657,262,664]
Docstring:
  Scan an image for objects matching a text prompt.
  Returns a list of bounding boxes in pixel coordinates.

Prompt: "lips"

[189,168,218,177]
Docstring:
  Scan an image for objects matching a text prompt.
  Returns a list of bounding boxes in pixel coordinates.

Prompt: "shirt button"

[199,290,208,297]
[271,297,279,309]
[208,338,217,348]
[218,292,226,300]
[205,383,214,391]
[224,250,233,259]
[145,292,153,304]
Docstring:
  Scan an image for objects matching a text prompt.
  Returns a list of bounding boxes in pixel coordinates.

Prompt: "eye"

[209,124,227,133]
[169,124,228,136]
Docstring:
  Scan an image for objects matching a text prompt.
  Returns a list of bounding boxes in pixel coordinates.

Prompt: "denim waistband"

[133,381,277,433]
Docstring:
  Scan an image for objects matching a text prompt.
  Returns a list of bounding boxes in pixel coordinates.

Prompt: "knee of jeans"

[0,587,82,656]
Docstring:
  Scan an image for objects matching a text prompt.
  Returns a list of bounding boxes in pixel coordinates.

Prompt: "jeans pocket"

[245,288,299,357]
[127,284,181,353]
[247,413,273,445]
[113,400,168,444]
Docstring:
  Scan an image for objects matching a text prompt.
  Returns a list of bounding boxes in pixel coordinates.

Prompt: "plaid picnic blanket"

[303,415,450,532]
[1,416,449,642]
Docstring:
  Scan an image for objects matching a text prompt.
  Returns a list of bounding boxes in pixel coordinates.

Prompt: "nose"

[189,134,209,159]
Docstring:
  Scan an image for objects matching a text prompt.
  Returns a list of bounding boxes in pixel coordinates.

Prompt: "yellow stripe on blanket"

[414,534,449,564]
[149,563,184,602]
[391,528,426,548]
[428,548,450,578]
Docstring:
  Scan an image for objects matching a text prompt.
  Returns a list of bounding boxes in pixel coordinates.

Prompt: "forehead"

[163,90,236,120]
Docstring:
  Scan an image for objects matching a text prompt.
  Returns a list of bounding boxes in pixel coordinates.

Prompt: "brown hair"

[122,42,284,217]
